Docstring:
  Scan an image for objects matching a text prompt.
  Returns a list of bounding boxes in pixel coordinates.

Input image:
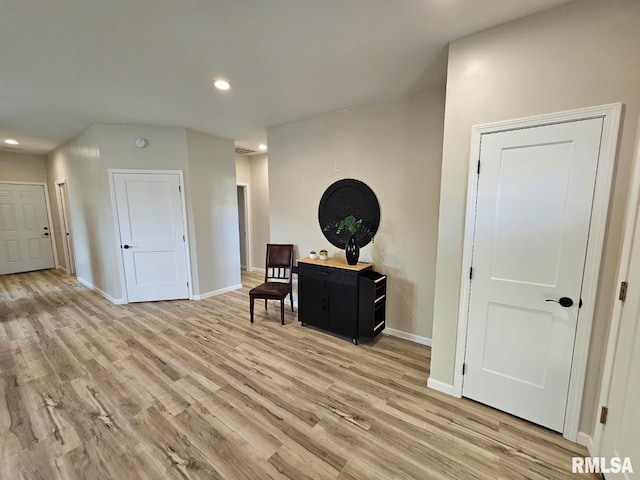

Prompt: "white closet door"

[463,118,603,431]
[113,173,189,302]
[0,184,54,274]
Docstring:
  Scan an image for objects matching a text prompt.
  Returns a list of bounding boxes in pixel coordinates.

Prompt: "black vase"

[345,234,360,265]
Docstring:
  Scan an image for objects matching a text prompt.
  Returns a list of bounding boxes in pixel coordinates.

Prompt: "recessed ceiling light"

[4,139,19,145]
[213,79,231,90]
[258,144,267,151]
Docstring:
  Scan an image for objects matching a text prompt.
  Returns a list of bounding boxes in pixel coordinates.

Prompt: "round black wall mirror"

[318,179,380,249]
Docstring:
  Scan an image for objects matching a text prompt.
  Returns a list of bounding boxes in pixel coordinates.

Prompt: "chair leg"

[290,292,294,311]
[280,299,285,325]
[250,297,254,323]
[265,299,268,310]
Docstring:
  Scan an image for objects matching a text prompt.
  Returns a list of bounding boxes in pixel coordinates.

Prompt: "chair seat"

[249,282,291,299]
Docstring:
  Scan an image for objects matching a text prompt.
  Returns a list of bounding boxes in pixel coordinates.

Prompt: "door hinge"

[600,406,608,424]
[178,185,182,192]
[469,267,473,280]
[477,160,481,175]
[186,281,189,288]
[462,363,466,375]
[619,281,628,302]
[183,235,185,241]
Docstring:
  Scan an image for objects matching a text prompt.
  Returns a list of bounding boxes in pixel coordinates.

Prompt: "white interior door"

[463,118,604,432]
[599,206,640,479]
[0,183,54,274]
[113,172,189,302]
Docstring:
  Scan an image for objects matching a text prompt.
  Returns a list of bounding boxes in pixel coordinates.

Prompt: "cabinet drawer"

[298,262,359,286]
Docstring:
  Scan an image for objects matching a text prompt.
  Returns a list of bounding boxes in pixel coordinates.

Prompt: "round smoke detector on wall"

[135,137,148,148]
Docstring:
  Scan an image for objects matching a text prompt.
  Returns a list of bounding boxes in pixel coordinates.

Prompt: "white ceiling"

[0,0,572,155]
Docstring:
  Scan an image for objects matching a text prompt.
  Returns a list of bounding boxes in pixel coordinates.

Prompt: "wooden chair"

[249,244,294,325]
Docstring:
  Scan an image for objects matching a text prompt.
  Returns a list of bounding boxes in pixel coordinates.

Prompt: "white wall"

[268,87,445,339]
[98,125,192,299]
[47,126,106,290]
[235,153,271,271]
[250,154,270,270]
[235,154,251,184]
[47,124,238,300]
[0,151,47,183]
[430,0,640,435]
[186,129,240,295]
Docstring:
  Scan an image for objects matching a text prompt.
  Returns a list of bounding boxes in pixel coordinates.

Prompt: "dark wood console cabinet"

[297,258,386,344]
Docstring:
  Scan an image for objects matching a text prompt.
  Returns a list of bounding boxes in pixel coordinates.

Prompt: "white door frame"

[0,181,59,270]
[236,183,252,272]
[591,117,640,455]
[452,103,622,442]
[108,169,193,303]
[54,179,75,274]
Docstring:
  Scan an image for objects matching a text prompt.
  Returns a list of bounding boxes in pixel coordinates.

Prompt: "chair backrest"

[264,244,294,284]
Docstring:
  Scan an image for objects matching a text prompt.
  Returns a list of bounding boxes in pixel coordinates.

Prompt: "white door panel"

[463,118,604,431]
[113,173,189,302]
[0,184,54,274]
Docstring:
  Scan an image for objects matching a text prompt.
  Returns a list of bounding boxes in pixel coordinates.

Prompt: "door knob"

[42,232,49,236]
[122,244,134,249]
[546,297,574,307]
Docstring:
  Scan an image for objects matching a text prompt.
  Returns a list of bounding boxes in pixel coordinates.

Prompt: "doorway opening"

[55,180,75,275]
[237,184,251,272]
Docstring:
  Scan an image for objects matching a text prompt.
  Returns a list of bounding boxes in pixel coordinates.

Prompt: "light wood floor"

[0,269,591,479]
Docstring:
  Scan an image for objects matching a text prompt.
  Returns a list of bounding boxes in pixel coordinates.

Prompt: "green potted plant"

[336,215,363,236]
[309,250,317,260]
[324,215,373,265]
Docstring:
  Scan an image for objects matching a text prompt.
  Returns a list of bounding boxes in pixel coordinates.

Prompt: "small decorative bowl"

[319,254,329,260]
[309,253,317,260]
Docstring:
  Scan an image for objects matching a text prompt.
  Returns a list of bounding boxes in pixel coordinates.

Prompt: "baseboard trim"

[384,328,432,347]
[192,283,242,300]
[577,432,597,454]
[427,377,455,396]
[251,267,265,274]
[576,432,590,448]
[76,277,126,305]
[56,264,68,273]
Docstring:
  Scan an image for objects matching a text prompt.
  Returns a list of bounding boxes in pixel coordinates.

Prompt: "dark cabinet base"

[297,259,386,344]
